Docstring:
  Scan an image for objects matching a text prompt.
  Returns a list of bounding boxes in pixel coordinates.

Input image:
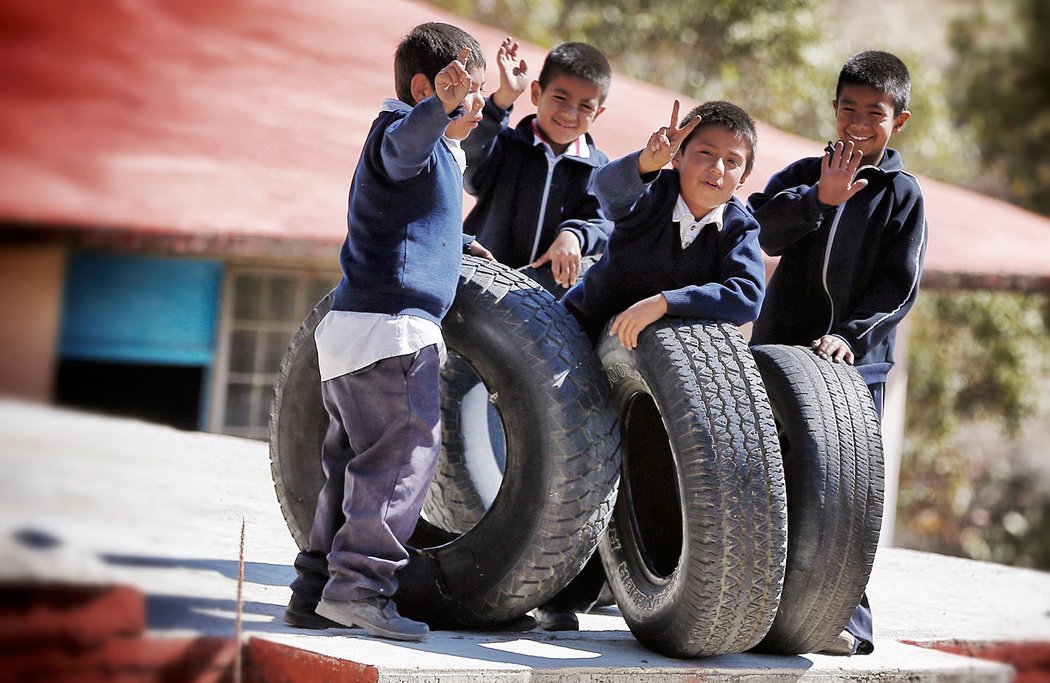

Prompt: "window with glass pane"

[211,267,336,439]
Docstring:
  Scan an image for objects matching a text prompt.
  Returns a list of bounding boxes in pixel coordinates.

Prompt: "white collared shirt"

[531,120,591,160]
[673,195,725,249]
[315,311,445,381]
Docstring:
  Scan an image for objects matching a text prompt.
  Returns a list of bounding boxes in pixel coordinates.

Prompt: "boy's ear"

[410,73,434,105]
[670,150,682,170]
[892,110,911,133]
[530,80,542,107]
[738,168,751,188]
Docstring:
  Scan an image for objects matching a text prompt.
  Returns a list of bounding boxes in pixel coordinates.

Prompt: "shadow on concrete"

[365,631,816,673]
[101,553,294,587]
[145,593,290,636]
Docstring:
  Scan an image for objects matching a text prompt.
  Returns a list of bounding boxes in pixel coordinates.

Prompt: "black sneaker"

[316,596,429,642]
[283,594,344,630]
[533,603,579,631]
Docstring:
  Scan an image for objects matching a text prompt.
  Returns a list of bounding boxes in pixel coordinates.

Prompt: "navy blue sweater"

[562,151,766,344]
[331,96,467,326]
[748,148,927,381]
[462,99,611,267]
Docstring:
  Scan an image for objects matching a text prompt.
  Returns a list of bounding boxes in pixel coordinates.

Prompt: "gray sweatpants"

[290,344,442,603]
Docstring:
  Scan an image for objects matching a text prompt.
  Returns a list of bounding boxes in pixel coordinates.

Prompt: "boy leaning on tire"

[561,98,765,348]
[748,50,928,655]
[556,99,767,630]
[281,22,494,642]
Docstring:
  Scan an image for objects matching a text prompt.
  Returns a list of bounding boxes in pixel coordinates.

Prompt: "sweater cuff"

[801,184,831,223]
[557,226,585,251]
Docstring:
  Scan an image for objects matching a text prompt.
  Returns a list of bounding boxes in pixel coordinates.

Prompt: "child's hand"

[638,100,702,176]
[435,48,474,115]
[492,37,529,111]
[811,335,855,364]
[531,231,582,288]
[609,294,668,349]
[466,239,495,261]
[816,140,868,206]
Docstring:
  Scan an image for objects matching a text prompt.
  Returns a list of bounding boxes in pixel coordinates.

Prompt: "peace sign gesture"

[638,100,702,175]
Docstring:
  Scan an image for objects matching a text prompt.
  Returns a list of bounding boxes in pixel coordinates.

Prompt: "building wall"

[0,244,65,401]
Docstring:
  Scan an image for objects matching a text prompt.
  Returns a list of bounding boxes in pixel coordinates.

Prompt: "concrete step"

[1,400,1046,682]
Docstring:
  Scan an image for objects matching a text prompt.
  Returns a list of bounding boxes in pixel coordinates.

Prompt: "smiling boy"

[462,39,612,291]
[748,50,927,655]
[561,99,764,348]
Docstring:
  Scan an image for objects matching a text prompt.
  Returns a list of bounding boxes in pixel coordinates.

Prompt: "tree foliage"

[900,291,1050,569]
[948,0,1050,215]
[432,0,982,189]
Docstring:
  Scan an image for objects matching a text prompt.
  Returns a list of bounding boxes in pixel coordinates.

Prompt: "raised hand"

[492,37,529,110]
[817,140,868,206]
[638,99,702,175]
[434,47,474,114]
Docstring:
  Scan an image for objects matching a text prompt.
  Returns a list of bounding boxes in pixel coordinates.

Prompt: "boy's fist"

[435,47,474,113]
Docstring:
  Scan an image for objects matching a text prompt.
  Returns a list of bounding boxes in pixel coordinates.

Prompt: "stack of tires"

[268,257,884,655]
[269,257,620,628]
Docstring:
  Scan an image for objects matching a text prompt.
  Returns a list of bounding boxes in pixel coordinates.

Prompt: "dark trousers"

[290,345,442,604]
[843,379,884,654]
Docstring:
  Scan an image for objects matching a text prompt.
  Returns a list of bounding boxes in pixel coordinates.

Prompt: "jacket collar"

[510,115,603,168]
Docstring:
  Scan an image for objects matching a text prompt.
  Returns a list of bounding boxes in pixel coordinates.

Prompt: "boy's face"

[530,73,606,155]
[833,83,910,167]
[444,67,487,141]
[672,125,751,216]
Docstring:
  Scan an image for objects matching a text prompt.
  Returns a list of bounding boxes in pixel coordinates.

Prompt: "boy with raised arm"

[463,38,612,292]
[749,50,927,655]
[562,99,765,347]
[282,22,490,643]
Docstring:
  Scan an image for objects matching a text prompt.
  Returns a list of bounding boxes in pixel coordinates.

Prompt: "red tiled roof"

[1,0,1048,286]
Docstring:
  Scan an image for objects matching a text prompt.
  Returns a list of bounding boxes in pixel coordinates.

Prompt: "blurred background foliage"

[432,0,1050,569]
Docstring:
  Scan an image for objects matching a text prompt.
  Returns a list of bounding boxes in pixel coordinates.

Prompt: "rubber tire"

[597,319,787,658]
[269,256,620,628]
[420,351,505,533]
[422,255,600,532]
[749,344,884,654]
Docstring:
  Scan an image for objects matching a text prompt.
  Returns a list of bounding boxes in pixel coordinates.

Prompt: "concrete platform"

[2,399,1048,681]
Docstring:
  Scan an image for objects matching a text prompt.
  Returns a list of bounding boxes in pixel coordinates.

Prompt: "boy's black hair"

[680,101,758,175]
[394,22,485,106]
[836,50,911,115]
[537,42,612,103]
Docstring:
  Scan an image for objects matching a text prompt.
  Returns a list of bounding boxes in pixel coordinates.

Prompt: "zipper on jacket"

[529,154,559,263]
[821,203,846,335]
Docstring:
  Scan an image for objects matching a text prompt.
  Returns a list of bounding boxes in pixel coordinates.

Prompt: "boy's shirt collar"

[381,97,410,113]
[531,119,590,160]
[674,195,725,248]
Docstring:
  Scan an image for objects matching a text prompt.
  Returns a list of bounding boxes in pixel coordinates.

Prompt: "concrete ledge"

[1,400,1046,681]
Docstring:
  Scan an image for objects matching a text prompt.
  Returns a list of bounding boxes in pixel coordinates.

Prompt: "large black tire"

[596,319,787,658]
[269,256,620,628]
[422,255,600,532]
[420,351,505,534]
[749,345,884,654]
